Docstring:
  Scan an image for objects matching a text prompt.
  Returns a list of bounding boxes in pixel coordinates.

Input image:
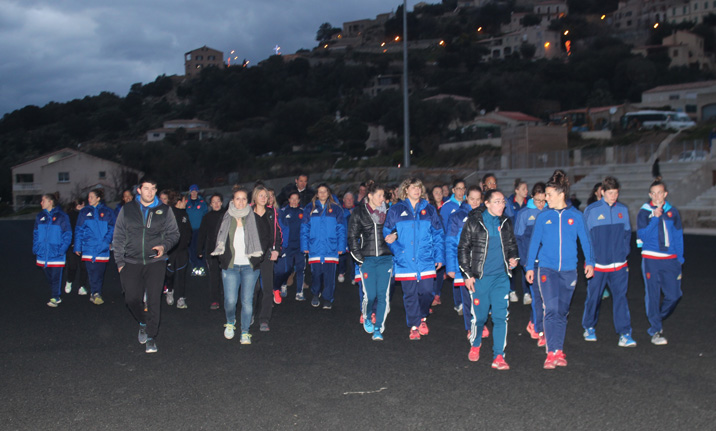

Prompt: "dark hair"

[483,189,504,203]
[366,180,384,196]
[287,190,300,200]
[514,178,527,191]
[546,169,569,195]
[482,173,496,186]
[359,182,367,188]
[209,193,224,204]
[232,186,249,198]
[297,173,309,180]
[42,192,60,208]
[310,183,337,210]
[159,189,170,198]
[121,188,132,195]
[89,188,104,201]
[165,189,180,206]
[452,178,466,189]
[650,180,668,192]
[66,197,86,212]
[587,182,603,206]
[467,185,482,195]
[138,177,158,188]
[602,176,620,192]
[531,182,546,196]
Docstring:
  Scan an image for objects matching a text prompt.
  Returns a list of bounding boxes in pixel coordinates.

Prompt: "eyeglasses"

[533,199,546,204]
[454,187,466,191]
[489,200,506,205]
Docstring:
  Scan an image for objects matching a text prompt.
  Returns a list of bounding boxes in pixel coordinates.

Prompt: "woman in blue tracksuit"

[525,170,594,369]
[33,193,72,307]
[75,188,116,305]
[383,178,444,340]
[438,179,466,312]
[301,184,346,309]
[275,191,306,300]
[514,182,547,347]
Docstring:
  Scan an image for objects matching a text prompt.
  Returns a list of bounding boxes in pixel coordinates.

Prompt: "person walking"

[33,193,72,307]
[251,185,282,331]
[338,191,356,284]
[64,198,89,296]
[275,191,307,301]
[438,179,467,312]
[504,178,530,304]
[186,184,209,276]
[277,173,315,208]
[198,193,226,310]
[165,191,193,309]
[113,177,180,354]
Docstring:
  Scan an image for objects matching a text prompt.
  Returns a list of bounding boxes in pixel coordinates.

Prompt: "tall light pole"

[402,0,410,168]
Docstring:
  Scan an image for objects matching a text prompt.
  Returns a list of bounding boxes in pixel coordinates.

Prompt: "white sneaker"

[338,274,345,283]
[454,303,463,316]
[78,286,88,295]
[280,284,287,297]
[651,331,668,345]
[523,293,532,305]
[224,323,236,340]
[509,291,519,302]
[64,282,72,294]
[166,290,174,306]
[176,297,187,309]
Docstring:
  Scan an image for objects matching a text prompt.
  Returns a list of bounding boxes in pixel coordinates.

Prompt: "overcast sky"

[0,0,413,116]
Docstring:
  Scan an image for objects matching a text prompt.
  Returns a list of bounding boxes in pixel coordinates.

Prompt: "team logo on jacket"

[87,212,93,217]
[52,217,56,221]
[156,210,163,215]
[528,215,535,221]
[451,209,456,214]
[197,205,201,209]
[328,208,333,213]
[546,220,552,224]
[567,218,574,225]
[618,213,623,219]
[312,209,319,214]
[541,274,547,283]
[363,272,368,279]
[299,213,304,219]
[40,217,46,221]
[646,272,651,279]
[400,211,408,216]
[182,216,187,223]
[473,298,480,306]
[420,209,426,215]
[285,214,291,219]
[598,214,605,220]
[667,211,672,218]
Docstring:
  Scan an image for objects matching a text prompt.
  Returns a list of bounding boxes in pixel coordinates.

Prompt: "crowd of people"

[32,170,685,367]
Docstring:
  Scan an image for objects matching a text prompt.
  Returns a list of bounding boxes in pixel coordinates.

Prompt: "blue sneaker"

[618,333,637,347]
[372,330,383,341]
[311,296,320,308]
[583,327,597,342]
[363,318,374,334]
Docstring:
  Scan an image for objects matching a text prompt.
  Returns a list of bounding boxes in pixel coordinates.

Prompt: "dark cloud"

[0,0,403,116]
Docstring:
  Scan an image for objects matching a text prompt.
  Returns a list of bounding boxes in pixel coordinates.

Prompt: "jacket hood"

[135,195,161,208]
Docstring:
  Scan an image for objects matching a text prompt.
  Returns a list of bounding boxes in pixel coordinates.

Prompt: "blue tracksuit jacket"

[526,206,594,272]
[33,207,72,267]
[504,193,529,223]
[75,202,115,263]
[278,205,304,254]
[636,201,684,264]
[186,196,209,230]
[301,201,346,264]
[583,198,631,272]
[513,198,545,266]
[383,198,445,281]
[445,201,474,285]
[439,195,463,229]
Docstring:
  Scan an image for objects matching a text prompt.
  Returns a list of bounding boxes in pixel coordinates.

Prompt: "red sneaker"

[482,325,490,338]
[468,346,480,362]
[371,313,376,324]
[554,350,568,367]
[418,319,429,336]
[526,321,538,339]
[537,332,546,347]
[273,290,282,305]
[544,351,557,369]
[491,354,510,370]
[409,327,421,340]
[431,295,441,306]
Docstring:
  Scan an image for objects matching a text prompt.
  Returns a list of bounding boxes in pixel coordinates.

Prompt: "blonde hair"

[398,177,428,201]
[251,185,269,206]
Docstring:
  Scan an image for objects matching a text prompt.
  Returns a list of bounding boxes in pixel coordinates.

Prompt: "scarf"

[211,204,263,258]
[366,201,387,225]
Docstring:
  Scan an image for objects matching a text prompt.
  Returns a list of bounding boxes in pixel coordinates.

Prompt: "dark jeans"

[120,261,167,339]
[255,258,275,324]
[167,250,189,298]
[189,230,205,269]
[206,256,224,304]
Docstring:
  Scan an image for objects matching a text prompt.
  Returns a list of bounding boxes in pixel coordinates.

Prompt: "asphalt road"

[1,220,714,430]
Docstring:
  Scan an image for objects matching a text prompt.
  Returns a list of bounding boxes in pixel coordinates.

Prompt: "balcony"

[13,183,42,192]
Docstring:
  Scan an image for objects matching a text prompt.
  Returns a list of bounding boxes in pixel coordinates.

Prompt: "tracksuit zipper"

[558,210,563,271]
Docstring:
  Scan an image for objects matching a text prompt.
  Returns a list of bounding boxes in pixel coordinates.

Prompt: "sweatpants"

[255,258,275,325]
[358,256,393,333]
[311,262,337,303]
[274,251,306,293]
[642,258,682,336]
[527,266,545,333]
[120,261,167,339]
[401,277,435,328]
[582,267,632,335]
[468,273,510,358]
[166,251,189,298]
[189,229,205,269]
[85,261,108,295]
[537,267,577,352]
[338,253,355,280]
[43,266,64,299]
[460,284,474,330]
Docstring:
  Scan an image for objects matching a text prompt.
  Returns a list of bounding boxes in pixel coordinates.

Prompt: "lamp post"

[402,0,410,168]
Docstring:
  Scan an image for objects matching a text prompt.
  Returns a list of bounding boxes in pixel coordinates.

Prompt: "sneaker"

[432,295,441,306]
[64,282,72,294]
[491,354,510,370]
[240,332,252,344]
[468,346,480,362]
[337,273,345,283]
[409,327,421,340]
[526,321,538,339]
[47,298,61,307]
[371,313,376,324]
[544,351,557,369]
[311,296,321,308]
[78,286,88,296]
[418,319,429,336]
[351,280,356,285]
[198,267,206,276]
[191,267,199,276]
[482,325,490,338]
[176,297,187,309]
[372,330,383,341]
[454,303,463,316]
[523,293,532,305]
[509,291,519,302]
[602,289,611,299]
[537,332,546,347]
[138,324,148,344]
[322,302,333,310]
[651,331,668,345]
[224,323,236,340]
[260,322,270,332]
[296,292,306,301]
[363,318,374,334]
[273,290,282,305]
[583,327,597,342]
[359,314,364,324]
[618,333,637,347]
[90,293,104,305]
[166,290,174,306]
[554,350,568,367]
[280,284,287,298]
[145,338,157,353]
[210,302,220,310]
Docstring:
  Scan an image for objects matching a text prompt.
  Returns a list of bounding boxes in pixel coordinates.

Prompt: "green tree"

[316,22,341,42]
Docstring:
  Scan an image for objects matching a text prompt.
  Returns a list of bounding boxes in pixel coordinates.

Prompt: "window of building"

[673,7,676,15]
[208,55,215,60]
[15,174,33,183]
[58,172,70,183]
[626,11,632,17]
[684,6,687,13]
[627,20,632,26]
[669,94,680,100]
[196,55,203,60]
[99,171,106,179]
[686,104,697,113]
[504,46,512,55]
[694,3,698,10]
[673,50,679,57]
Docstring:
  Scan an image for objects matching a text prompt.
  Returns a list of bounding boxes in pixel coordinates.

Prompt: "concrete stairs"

[681,185,716,228]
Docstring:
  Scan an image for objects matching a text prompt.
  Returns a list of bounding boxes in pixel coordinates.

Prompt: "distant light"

[381,42,386,47]
[653,23,659,29]
[383,49,387,53]
[477,27,483,32]
[324,44,329,48]
[439,40,445,46]
[601,15,606,20]
[563,30,569,36]
[544,42,550,48]
[410,150,413,155]
[394,36,400,41]
[230,50,235,54]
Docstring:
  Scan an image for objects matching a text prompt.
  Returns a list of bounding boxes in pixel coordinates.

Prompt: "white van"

[621,111,696,130]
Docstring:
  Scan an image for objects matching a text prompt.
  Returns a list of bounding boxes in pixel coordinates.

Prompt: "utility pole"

[402,0,410,168]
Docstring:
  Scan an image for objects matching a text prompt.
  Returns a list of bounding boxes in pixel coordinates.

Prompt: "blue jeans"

[222,265,260,332]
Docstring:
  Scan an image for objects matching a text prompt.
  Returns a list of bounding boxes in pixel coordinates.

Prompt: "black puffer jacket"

[348,202,392,264]
[457,207,518,280]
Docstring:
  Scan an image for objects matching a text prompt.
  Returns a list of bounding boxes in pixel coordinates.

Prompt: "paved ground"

[1,220,714,430]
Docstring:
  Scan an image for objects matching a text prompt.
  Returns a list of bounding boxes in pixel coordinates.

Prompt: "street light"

[402,0,410,168]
